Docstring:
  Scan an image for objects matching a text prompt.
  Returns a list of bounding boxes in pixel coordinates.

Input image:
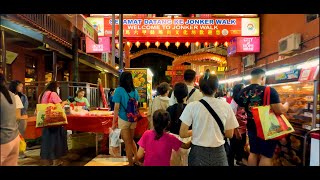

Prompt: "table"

[25,114,149,155]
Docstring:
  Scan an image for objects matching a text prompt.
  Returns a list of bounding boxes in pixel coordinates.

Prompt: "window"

[25,55,37,82]
[306,14,319,23]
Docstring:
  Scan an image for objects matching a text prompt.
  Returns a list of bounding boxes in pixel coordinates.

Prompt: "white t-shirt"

[180,96,239,148]
[169,85,203,106]
[14,95,24,109]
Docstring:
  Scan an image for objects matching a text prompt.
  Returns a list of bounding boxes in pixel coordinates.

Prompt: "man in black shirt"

[235,68,292,166]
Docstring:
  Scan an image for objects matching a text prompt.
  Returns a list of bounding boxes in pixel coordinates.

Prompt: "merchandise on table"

[68,132,97,150]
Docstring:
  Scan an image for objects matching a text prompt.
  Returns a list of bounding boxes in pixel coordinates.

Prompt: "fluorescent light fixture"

[230,77,242,82]
[297,58,319,69]
[266,67,291,76]
[243,75,252,80]
[115,66,119,70]
[104,69,109,72]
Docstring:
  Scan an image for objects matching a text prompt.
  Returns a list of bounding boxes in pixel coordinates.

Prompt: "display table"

[24,113,149,155]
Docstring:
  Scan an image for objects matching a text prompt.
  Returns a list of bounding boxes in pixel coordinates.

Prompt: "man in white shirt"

[169,69,203,105]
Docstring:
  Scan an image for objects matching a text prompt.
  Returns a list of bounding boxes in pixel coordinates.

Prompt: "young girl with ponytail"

[137,109,191,166]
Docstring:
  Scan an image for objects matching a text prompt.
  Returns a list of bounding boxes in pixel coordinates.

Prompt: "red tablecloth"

[25,114,149,139]
[65,115,112,134]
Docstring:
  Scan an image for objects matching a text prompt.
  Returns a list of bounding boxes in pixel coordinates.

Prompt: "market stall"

[25,110,149,155]
[269,62,319,166]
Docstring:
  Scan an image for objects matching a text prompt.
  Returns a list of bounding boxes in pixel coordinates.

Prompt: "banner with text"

[86,17,259,38]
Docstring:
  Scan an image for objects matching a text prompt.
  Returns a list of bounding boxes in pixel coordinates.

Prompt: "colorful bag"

[121,91,142,122]
[36,103,68,128]
[19,134,26,153]
[251,86,294,140]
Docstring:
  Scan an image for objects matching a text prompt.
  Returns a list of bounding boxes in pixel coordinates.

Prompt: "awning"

[0,17,44,43]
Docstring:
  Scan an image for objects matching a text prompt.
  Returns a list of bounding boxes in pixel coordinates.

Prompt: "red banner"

[86,17,260,41]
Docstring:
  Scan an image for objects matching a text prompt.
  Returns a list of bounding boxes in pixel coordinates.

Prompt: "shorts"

[118,117,137,130]
[248,130,278,158]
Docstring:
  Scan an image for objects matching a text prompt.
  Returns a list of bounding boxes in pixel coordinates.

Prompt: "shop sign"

[83,20,95,41]
[85,37,111,53]
[228,37,260,56]
[0,50,18,64]
[217,66,227,72]
[86,17,259,38]
[275,69,301,81]
[86,17,105,36]
[299,66,319,82]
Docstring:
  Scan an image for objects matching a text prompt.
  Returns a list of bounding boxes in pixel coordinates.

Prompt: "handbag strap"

[186,88,196,101]
[199,99,225,137]
[263,86,271,106]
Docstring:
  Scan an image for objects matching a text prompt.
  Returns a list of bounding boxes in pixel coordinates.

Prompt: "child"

[137,109,191,166]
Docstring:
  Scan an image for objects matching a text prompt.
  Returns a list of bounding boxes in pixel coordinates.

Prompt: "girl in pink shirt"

[137,109,191,166]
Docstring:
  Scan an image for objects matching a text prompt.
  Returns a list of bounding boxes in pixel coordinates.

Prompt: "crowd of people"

[111,68,294,166]
[0,66,294,166]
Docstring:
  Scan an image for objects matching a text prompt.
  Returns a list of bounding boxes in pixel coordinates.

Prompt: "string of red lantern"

[128,41,230,48]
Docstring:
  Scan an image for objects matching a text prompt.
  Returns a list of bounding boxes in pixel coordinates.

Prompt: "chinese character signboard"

[86,17,259,39]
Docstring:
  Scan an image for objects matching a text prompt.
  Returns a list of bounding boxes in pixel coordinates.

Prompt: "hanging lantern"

[155,41,160,48]
[224,41,229,47]
[126,42,132,48]
[165,41,170,49]
[145,41,150,48]
[175,42,180,49]
[116,43,119,49]
[135,41,140,48]
[214,41,219,47]
[195,42,200,47]
[185,42,190,48]
[204,42,209,47]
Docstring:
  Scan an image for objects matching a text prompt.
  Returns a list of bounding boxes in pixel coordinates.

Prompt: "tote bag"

[251,86,294,140]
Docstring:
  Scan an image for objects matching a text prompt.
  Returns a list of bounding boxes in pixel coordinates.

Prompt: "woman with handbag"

[111,72,141,166]
[0,73,21,166]
[179,70,239,166]
[38,81,68,166]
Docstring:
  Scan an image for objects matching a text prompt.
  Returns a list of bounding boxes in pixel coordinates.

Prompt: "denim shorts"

[248,130,278,158]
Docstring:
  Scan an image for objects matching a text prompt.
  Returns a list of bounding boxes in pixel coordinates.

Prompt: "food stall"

[269,61,319,166]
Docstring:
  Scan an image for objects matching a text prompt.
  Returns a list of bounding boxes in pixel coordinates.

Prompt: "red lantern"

[195,42,200,47]
[224,41,229,47]
[175,42,180,49]
[145,41,150,48]
[135,41,140,48]
[155,41,160,48]
[126,42,132,48]
[214,41,219,47]
[185,42,190,48]
[165,41,170,49]
[204,42,209,47]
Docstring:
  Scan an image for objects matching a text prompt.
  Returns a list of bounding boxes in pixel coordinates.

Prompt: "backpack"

[121,91,142,122]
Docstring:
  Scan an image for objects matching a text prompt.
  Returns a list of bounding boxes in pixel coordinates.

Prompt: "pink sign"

[236,37,260,52]
[86,36,110,53]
